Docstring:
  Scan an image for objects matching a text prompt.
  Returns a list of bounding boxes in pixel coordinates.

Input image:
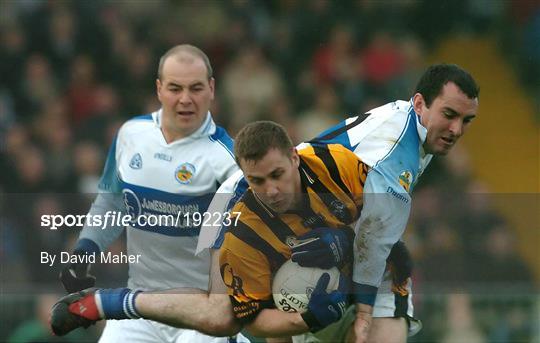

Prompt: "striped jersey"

[199,99,432,302]
[220,144,368,322]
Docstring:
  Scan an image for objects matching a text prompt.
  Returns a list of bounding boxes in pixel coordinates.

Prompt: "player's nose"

[449,118,463,137]
[265,183,280,198]
[178,91,192,105]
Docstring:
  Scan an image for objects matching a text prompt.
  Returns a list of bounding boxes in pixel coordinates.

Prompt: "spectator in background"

[19,54,60,121]
[296,84,342,140]
[312,24,358,85]
[418,222,467,289]
[66,54,100,125]
[119,43,156,115]
[72,141,103,194]
[440,294,486,343]
[32,98,75,191]
[360,30,404,97]
[45,6,78,84]
[469,222,533,285]
[222,44,284,131]
[0,23,27,93]
[76,83,121,145]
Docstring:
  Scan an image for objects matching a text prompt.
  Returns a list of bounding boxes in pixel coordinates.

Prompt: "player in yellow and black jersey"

[219,121,369,337]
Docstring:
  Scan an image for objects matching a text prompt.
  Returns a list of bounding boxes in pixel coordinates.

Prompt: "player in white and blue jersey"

[198,63,479,342]
[52,64,479,343]
[58,45,248,342]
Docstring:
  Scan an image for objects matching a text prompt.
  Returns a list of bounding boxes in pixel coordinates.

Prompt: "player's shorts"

[293,271,422,343]
[98,318,250,343]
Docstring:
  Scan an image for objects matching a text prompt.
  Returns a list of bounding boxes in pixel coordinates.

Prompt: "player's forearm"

[353,303,374,343]
[78,192,125,251]
[135,290,240,336]
[245,309,309,338]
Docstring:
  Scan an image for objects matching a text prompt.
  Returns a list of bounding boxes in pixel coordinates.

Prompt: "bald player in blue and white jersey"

[60,45,248,342]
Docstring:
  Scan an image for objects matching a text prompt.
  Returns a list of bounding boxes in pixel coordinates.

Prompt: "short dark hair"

[415,64,479,107]
[234,121,294,166]
[157,44,213,80]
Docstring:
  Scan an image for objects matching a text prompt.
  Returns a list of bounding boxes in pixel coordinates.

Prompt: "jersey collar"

[153,109,216,144]
[409,98,433,175]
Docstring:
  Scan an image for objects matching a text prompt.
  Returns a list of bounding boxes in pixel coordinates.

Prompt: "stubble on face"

[416,82,478,156]
[156,54,214,142]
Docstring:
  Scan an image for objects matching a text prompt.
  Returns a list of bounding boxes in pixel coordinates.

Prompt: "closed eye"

[463,116,475,124]
[270,171,284,179]
[249,178,264,185]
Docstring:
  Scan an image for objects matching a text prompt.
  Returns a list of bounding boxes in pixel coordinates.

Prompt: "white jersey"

[198,100,432,296]
[79,109,238,291]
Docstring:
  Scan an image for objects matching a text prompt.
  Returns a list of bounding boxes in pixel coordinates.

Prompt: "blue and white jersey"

[197,100,432,294]
[307,100,432,295]
[79,109,238,291]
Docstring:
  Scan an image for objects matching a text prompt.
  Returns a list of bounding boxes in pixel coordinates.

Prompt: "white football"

[272,259,340,313]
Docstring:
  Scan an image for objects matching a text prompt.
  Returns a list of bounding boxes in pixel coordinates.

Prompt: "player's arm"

[221,242,347,338]
[134,173,248,335]
[242,272,347,338]
[351,169,412,341]
[134,248,240,336]
[60,135,125,293]
[51,248,241,337]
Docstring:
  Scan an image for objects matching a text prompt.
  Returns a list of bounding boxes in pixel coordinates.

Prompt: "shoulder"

[209,126,234,150]
[117,113,156,139]
[353,101,419,167]
[298,143,361,170]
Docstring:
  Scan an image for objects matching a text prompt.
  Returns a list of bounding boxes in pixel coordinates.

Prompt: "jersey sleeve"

[97,134,121,193]
[77,134,125,253]
[77,192,126,253]
[352,167,411,306]
[209,126,239,183]
[219,231,274,323]
[195,170,248,255]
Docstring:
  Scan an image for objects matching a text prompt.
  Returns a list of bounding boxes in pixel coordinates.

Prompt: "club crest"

[398,170,413,192]
[175,162,196,184]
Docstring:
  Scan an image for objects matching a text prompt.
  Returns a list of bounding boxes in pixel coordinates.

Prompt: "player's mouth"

[440,136,455,147]
[176,111,195,117]
[269,199,285,209]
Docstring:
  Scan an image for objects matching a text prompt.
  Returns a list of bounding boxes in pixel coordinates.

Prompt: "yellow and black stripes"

[220,143,368,322]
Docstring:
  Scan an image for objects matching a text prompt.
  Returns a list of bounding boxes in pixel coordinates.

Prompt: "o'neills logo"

[279,288,308,312]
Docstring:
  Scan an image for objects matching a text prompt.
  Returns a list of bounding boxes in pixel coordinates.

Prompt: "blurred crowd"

[0,1,538,341]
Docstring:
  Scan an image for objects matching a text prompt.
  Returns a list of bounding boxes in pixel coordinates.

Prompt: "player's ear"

[156,79,163,100]
[290,148,300,168]
[412,93,426,115]
[209,77,215,100]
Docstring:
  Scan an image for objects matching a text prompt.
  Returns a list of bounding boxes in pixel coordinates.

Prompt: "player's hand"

[386,241,412,289]
[50,287,140,336]
[301,273,348,332]
[50,288,102,336]
[291,227,353,269]
[60,262,96,293]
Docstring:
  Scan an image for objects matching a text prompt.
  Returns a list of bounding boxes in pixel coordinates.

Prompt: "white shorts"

[98,318,250,343]
[372,270,421,336]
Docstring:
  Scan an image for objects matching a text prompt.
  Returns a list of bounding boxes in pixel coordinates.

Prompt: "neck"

[290,170,304,211]
[161,126,189,143]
